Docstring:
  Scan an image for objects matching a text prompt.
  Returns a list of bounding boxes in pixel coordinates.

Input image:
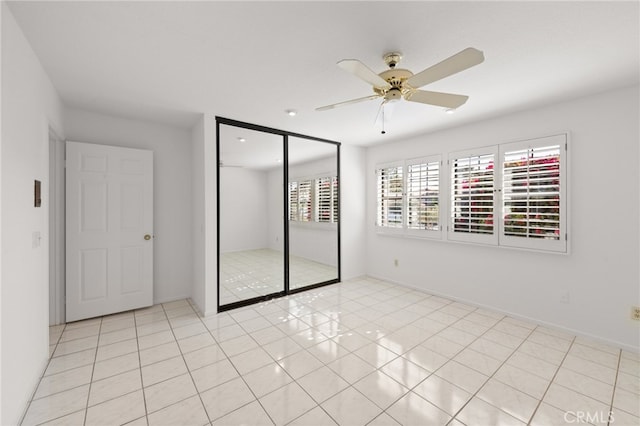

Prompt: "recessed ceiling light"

[276,159,282,163]
[445,108,456,114]
[237,137,246,142]
[285,109,297,117]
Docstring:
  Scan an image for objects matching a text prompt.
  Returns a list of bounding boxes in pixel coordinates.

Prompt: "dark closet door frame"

[216,116,341,313]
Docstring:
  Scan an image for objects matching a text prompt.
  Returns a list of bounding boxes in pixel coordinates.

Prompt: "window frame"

[448,146,499,246]
[375,161,405,233]
[499,134,567,253]
[315,175,339,224]
[288,179,313,222]
[405,155,443,238]
[375,156,443,239]
[373,133,569,254]
[446,134,568,253]
[289,174,339,226]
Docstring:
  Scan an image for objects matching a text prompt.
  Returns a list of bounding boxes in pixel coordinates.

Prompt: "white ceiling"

[8,1,639,146]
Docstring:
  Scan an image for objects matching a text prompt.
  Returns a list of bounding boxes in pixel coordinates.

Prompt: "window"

[376,164,404,229]
[289,181,298,221]
[448,134,567,252]
[407,158,440,232]
[449,148,498,244]
[289,180,312,222]
[289,176,338,224]
[376,156,442,236]
[316,176,339,224]
[500,135,566,252]
[373,133,566,252]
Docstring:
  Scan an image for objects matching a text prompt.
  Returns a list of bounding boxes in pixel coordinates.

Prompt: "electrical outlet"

[631,306,640,321]
[394,259,399,267]
[560,291,570,304]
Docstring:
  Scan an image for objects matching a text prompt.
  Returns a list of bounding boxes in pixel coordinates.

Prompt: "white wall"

[64,108,192,304]
[191,115,217,316]
[340,144,367,280]
[1,4,65,424]
[0,4,4,423]
[220,167,269,252]
[191,116,206,314]
[267,167,284,253]
[365,85,640,351]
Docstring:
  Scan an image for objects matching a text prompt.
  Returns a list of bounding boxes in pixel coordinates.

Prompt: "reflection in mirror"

[288,137,339,290]
[218,124,284,305]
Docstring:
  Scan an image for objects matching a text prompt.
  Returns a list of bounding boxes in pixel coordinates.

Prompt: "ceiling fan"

[316,48,485,122]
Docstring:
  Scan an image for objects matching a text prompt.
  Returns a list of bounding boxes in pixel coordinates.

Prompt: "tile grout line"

[607,349,622,426]
[289,289,470,425]
[525,334,577,425]
[162,302,217,426]
[82,317,104,426]
[438,314,538,425]
[227,303,316,426]
[132,308,151,426]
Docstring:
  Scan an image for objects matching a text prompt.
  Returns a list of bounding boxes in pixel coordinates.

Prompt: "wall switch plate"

[631,306,640,321]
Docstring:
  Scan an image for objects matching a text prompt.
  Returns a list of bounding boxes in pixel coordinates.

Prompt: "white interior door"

[66,141,153,322]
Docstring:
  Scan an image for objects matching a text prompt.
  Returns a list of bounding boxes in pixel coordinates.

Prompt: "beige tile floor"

[22,277,640,425]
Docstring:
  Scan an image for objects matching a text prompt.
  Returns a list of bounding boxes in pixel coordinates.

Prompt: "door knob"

[144,234,152,240]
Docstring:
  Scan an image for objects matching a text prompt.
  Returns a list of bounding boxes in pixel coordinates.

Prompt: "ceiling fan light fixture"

[384,88,402,102]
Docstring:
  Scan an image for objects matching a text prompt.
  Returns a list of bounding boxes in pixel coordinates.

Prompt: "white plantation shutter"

[406,156,441,235]
[292,175,338,224]
[298,180,312,222]
[449,148,498,244]
[373,134,567,253]
[500,134,566,252]
[289,182,298,221]
[289,180,312,222]
[316,176,334,223]
[332,176,338,223]
[376,164,404,228]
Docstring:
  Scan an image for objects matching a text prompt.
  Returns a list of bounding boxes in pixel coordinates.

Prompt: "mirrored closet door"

[217,117,340,312]
[217,123,285,307]
[288,136,339,291]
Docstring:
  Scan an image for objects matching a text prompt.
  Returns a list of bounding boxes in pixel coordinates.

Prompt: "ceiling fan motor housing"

[376,68,414,100]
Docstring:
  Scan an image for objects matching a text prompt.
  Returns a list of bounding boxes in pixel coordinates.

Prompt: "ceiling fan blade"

[406,48,484,89]
[316,94,381,111]
[405,90,469,109]
[337,59,391,89]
